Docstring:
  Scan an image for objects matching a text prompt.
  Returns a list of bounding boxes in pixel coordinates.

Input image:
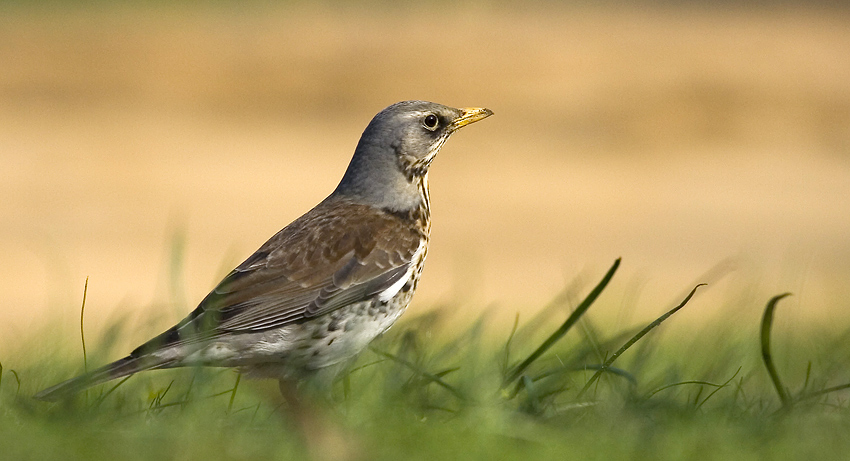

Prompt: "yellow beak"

[449,107,494,131]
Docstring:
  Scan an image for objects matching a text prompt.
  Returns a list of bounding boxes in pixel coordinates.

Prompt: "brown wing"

[134,197,424,353]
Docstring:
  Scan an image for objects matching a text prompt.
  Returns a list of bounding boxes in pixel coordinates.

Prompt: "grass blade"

[369,347,464,399]
[80,277,90,374]
[503,258,621,387]
[696,366,742,409]
[93,375,133,408]
[502,313,520,375]
[648,380,726,398]
[577,283,704,398]
[797,382,850,402]
[10,370,21,400]
[760,293,793,408]
[79,277,90,405]
[648,367,741,404]
[227,373,241,414]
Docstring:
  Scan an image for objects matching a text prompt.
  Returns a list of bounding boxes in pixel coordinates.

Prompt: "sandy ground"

[1,3,849,351]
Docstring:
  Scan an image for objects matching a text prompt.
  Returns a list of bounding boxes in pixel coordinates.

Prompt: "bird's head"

[334,100,493,211]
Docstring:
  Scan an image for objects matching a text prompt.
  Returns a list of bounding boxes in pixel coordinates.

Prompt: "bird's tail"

[33,354,174,402]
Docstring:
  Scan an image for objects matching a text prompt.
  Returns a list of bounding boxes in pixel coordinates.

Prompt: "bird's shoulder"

[237,196,427,280]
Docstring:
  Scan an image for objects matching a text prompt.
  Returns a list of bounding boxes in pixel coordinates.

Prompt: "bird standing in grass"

[35,100,492,403]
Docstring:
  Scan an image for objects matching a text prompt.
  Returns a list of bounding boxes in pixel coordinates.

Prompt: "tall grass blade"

[797,382,850,402]
[80,277,89,373]
[0,362,18,401]
[503,258,621,387]
[80,277,89,404]
[760,293,793,408]
[502,312,520,375]
[10,370,21,399]
[577,283,704,398]
[227,373,242,414]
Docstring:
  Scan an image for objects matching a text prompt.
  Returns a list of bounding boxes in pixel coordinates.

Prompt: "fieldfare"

[35,100,493,401]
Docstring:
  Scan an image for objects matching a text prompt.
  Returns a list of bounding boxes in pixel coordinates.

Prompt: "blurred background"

[1,1,849,353]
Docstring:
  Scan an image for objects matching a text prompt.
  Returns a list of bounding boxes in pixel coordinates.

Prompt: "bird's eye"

[423,114,439,130]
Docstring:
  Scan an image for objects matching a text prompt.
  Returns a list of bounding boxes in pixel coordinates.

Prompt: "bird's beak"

[449,107,494,131]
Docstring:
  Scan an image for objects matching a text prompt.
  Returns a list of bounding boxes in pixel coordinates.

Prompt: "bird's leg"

[278,379,355,460]
[278,378,305,418]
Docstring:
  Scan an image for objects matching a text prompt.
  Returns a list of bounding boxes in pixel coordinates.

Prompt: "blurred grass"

[4,262,850,460]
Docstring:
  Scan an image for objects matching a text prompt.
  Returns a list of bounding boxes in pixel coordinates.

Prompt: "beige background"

[2,3,849,353]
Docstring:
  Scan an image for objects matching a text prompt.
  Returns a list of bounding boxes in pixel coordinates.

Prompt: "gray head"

[333,101,493,211]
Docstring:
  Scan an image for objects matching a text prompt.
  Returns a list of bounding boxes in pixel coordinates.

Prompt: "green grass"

[3,259,850,460]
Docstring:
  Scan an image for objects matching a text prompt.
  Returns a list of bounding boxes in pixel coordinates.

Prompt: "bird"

[34,100,493,402]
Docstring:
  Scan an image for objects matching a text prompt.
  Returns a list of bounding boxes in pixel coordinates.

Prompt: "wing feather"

[148,197,424,350]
